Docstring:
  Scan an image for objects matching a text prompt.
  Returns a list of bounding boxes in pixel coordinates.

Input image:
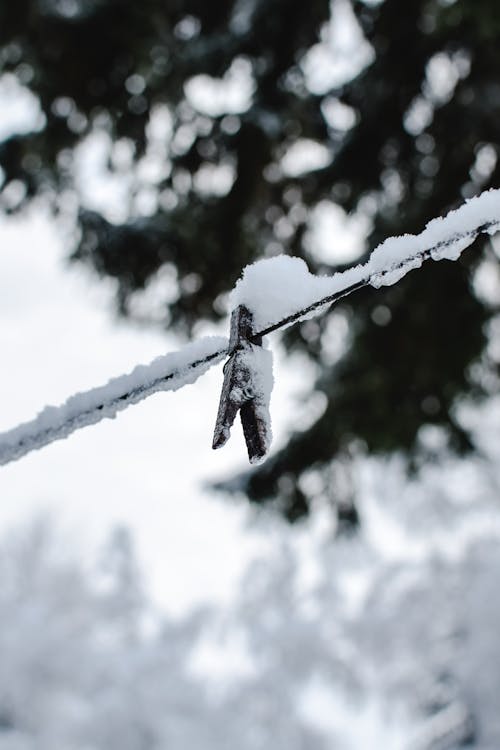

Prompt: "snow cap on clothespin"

[212,305,273,464]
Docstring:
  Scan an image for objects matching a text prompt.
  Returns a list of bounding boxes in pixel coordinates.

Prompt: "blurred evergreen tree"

[1,0,499,522]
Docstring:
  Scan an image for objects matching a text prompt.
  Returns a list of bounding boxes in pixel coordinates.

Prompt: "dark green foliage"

[1,0,499,521]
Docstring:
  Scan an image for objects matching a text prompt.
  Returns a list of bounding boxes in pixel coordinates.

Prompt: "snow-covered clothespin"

[213,305,273,464]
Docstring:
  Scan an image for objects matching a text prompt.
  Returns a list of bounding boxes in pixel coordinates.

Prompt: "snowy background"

[2,4,500,749]
[2,144,500,750]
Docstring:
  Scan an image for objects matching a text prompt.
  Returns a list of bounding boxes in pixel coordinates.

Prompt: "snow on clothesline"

[236,188,500,336]
[0,189,499,467]
[0,337,228,466]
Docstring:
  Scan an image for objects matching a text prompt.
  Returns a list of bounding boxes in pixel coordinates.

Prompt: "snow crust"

[231,254,363,332]
[232,188,500,331]
[0,336,227,466]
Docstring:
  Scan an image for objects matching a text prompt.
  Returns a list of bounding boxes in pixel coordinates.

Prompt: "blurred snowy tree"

[0,397,500,749]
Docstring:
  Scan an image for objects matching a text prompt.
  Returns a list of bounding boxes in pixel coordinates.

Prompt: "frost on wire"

[232,188,500,334]
[0,337,227,467]
[0,188,499,467]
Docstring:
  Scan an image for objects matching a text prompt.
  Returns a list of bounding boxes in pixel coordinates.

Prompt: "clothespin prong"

[212,305,272,463]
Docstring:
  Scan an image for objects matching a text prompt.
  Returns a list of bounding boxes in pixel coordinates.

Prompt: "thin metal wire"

[0,346,228,467]
[252,222,495,340]
[0,218,497,467]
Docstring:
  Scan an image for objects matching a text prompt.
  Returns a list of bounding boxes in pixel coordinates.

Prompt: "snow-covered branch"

[1,188,499,467]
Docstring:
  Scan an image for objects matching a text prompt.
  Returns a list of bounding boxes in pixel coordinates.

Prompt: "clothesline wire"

[128,223,496,367]
[251,220,495,340]
[0,346,228,467]
[0,216,497,468]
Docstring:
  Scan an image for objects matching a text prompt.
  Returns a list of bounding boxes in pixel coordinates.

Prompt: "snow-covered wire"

[0,338,228,467]
[252,219,499,339]
[1,188,499,467]
[231,189,500,338]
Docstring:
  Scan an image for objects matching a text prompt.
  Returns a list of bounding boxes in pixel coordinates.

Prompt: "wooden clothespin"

[212,305,273,464]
